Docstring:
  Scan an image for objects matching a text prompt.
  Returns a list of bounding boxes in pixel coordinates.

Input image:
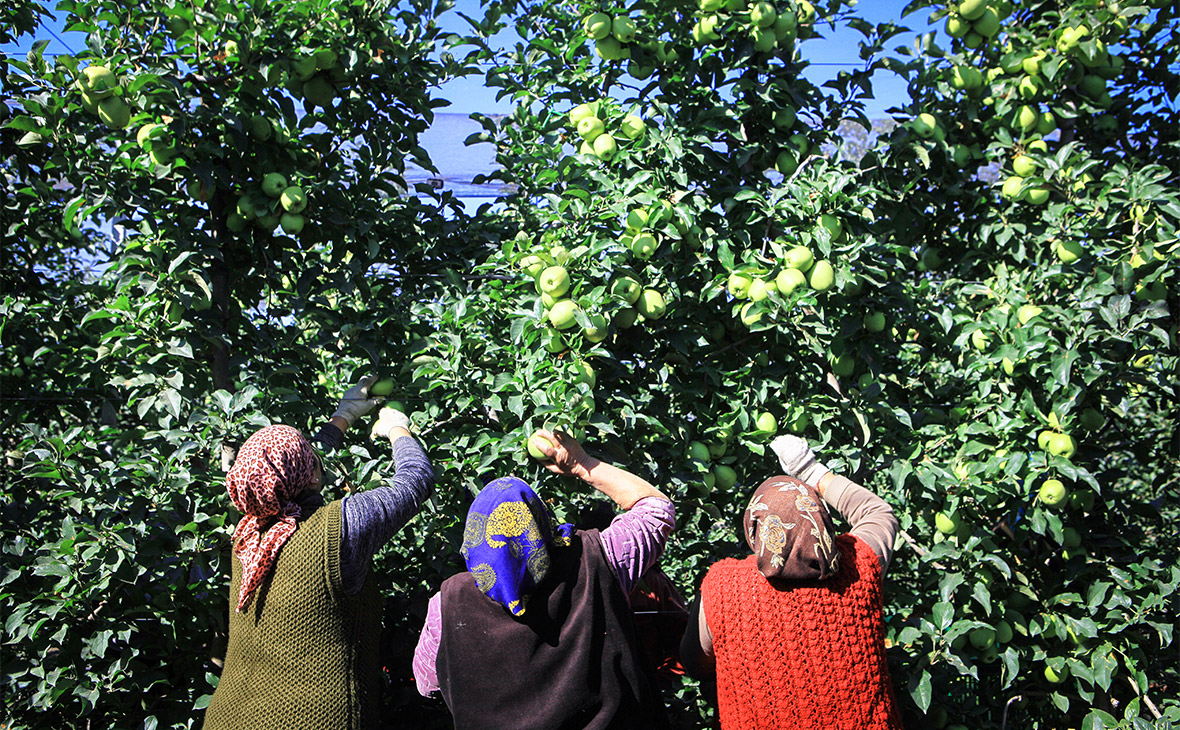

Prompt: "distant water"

[407,113,508,199]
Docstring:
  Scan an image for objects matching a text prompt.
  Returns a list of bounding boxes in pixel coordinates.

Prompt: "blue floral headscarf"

[460,477,574,617]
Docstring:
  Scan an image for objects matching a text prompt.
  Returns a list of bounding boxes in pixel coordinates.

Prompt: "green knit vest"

[203,500,383,730]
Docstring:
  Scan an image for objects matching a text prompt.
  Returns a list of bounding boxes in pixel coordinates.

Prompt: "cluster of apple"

[285,47,344,110]
[75,64,132,131]
[942,0,1006,50]
[725,216,843,328]
[583,11,638,62]
[684,431,738,497]
[135,122,177,167]
[691,0,812,52]
[226,176,309,236]
[568,101,645,162]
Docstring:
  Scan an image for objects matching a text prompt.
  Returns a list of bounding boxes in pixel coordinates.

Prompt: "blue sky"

[5,0,930,120]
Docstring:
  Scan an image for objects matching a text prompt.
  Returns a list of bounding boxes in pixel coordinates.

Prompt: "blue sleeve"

[339,436,435,595]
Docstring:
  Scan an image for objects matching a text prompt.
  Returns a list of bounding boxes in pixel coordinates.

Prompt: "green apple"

[1025,186,1050,204]
[1013,155,1036,177]
[808,260,835,292]
[912,113,939,139]
[970,329,991,351]
[946,14,970,38]
[570,361,596,388]
[302,76,337,108]
[370,378,397,397]
[747,279,771,302]
[527,431,555,460]
[79,65,118,98]
[1022,52,1045,76]
[620,114,645,140]
[615,307,639,329]
[755,411,777,433]
[935,511,961,535]
[775,151,798,176]
[611,16,637,43]
[281,186,308,213]
[1017,304,1043,324]
[707,440,727,460]
[1001,176,1025,200]
[958,0,987,21]
[1043,663,1069,684]
[136,122,166,146]
[292,54,318,80]
[712,464,737,489]
[584,313,609,343]
[313,47,338,71]
[740,302,765,327]
[544,331,568,353]
[1056,240,1084,263]
[776,267,807,294]
[593,133,618,161]
[97,97,131,129]
[226,213,247,232]
[995,620,1013,644]
[970,627,996,649]
[256,212,279,230]
[280,212,305,235]
[631,232,658,259]
[687,440,711,462]
[547,300,580,330]
[577,116,605,141]
[863,311,886,332]
[248,115,272,140]
[750,2,777,28]
[1017,104,1039,131]
[785,245,814,271]
[831,353,855,377]
[1037,430,1055,450]
[595,36,630,60]
[538,266,571,297]
[774,11,797,39]
[569,103,596,126]
[1079,408,1105,430]
[973,8,1000,37]
[772,107,797,131]
[1046,433,1077,459]
[1036,111,1057,135]
[610,276,642,304]
[540,292,559,309]
[636,289,666,320]
[519,255,548,277]
[728,272,754,299]
[692,14,721,43]
[1038,479,1067,506]
[797,0,816,24]
[817,214,843,241]
[262,173,288,198]
[584,13,612,39]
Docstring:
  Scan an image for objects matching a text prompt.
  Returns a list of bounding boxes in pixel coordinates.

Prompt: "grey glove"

[370,405,412,441]
[770,435,830,486]
[331,376,380,426]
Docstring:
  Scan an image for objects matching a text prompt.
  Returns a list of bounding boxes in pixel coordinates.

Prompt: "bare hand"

[534,429,597,477]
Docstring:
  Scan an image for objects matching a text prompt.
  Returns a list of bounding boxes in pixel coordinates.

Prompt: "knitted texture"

[702,534,903,730]
[202,500,383,730]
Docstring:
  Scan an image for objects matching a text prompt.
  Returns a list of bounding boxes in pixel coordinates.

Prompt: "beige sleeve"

[820,474,899,574]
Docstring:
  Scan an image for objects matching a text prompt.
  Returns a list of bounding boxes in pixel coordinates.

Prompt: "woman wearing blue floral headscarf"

[413,429,675,730]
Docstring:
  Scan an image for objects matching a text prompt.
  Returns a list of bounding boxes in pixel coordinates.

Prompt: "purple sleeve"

[413,592,443,696]
[598,497,676,597]
[339,436,435,595]
[309,422,345,450]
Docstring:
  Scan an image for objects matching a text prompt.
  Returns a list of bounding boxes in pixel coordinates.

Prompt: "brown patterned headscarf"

[225,425,319,612]
[743,476,840,581]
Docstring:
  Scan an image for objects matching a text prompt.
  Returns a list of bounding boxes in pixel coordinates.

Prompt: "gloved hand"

[370,405,412,441]
[770,435,830,486]
[331,376,381,427]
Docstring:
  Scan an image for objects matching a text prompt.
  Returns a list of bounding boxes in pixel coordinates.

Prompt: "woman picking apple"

[203,376,435,730]
[412,429,674,729]
[679,435,903,730]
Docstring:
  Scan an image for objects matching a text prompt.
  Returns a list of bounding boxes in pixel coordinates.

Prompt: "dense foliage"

[2,0,1176,728]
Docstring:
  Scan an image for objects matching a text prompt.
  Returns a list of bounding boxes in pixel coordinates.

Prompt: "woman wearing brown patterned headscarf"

[680,435,904,730]
[203,377,434,730]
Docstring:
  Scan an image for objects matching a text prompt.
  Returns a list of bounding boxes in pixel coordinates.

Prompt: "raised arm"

[532,429,674,595]
[770,435,899,573]
[338,405,435,595]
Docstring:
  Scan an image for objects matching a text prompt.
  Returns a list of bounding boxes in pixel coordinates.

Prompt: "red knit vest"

[701,534,903,730]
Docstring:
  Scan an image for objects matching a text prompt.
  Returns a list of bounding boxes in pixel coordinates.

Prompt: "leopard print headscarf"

[225,425,318,612]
